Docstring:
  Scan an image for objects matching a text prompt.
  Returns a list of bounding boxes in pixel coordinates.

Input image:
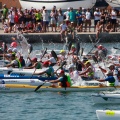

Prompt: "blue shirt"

[76,12,82,21]
[58,77,64,82]
[105,76,115,83]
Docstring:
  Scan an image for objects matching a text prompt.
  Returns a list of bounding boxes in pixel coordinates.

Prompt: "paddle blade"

[113,47,120,50]
[68,41,72,51]
[41,48,47,59]
[34,82,45,92]
[76,41,80,56]
[51,50,58,61]
[28,44,33,54]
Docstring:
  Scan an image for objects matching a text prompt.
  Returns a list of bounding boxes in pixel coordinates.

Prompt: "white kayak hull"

[92,93,120,104]
[96,110,120,120]
[0,84,119,92]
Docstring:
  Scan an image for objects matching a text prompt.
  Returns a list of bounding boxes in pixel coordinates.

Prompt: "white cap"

[82,8,84,10]
[96,8,98,10]
[68,64,74,69]
[7,48,12,52]
[12,48,18,53]
[68,7,70,10]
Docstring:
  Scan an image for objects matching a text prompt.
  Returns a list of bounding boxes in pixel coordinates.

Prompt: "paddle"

[34,61,66,92]
[26,44,33,64]
[51,50,58,61]
[113,47,120,50]
[30,48,47,79]
[68,41,72,52]
[76,40,80,56]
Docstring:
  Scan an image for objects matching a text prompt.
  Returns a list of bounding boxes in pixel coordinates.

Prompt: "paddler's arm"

[5,63,13,67]
[24,62,38,69]
[34,71,46,75]
[96,79,105,82]
[46,79,60,83]
[98,66,107,73]
[79,68,89,75]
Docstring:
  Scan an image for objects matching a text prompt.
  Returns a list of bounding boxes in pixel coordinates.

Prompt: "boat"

[19,0,96,10]
[92,93,120,104]
[96,110,120,120]
[106,0,120,7]
[0,84,119,92]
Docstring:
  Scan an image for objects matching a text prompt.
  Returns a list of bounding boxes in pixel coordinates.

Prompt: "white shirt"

[94,11,101,20]
[64,11,70,17]
[60,24,67,31]
[8,14,14,23]
[48,57,56,63]
[42,12,49,21]
[111,10,117,19]
[86,12,91,20]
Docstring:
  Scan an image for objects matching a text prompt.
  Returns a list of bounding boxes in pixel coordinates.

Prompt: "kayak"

[0,84,119,92]
[96,110,120,120]
[92,93,120,104]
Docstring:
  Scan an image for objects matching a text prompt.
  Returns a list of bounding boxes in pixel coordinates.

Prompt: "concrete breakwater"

[0,32,120,43]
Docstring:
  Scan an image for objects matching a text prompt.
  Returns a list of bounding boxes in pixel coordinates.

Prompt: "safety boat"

[96,110,120,120]
[92,93,120,104]
[19,0,96,10]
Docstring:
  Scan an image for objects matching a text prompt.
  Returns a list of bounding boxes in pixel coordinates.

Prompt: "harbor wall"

[0,33,120,43]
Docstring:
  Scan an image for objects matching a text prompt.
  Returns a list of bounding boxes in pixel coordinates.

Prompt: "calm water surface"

[1,42,120,120]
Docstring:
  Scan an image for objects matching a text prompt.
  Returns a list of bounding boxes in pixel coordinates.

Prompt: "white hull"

[106,0,120,7]
[92,93,120,104]
[0,84,119,92]
[96,110,120,120]
[19,0,96,10]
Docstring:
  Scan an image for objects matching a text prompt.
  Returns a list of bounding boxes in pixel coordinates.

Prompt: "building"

[0,0,21,9]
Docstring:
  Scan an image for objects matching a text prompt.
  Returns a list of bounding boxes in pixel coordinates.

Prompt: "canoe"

[96,110,120,120]
[92,93,120,104]
[0,84,119,92]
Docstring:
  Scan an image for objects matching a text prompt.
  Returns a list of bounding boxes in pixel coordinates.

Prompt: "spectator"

[57,9,64,31]
[85,8,91,32]
[96,21,103,39]
[36,22,42,32]
[8,10,15,33]
[111,8,117,32]
[105,21,113,32]
[3,22,9,33]
[2,4,8,28]
[76,8,83,32]
[94,8,101,32]
[81,8,86,32]
[42,9,50,32]
[64,8,70,26]
[68,7,76,28]
[50,9,57,32]
[60,21,67,41]
[101,10,106,32]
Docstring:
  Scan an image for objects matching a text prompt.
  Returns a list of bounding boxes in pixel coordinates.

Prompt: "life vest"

[15,58,22,68]
[46,66,54,77]
[35,62,42,69]
[60,75,71,87]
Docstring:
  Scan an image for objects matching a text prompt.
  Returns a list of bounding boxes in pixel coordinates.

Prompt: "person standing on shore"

[94,8,101,32]
[2,4,8,29]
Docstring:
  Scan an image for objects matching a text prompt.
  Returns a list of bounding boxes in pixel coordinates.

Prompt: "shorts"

[94,20,100,26]
[51,19,56,24]
[85,19,91,25]
[10,23,14,27]
[111,19,116,24]
[77,20,83,26]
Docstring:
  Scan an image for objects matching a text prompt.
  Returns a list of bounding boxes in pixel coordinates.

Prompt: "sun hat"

[106,63,114,68]
[3,4,6,7]
[85,60,90,65]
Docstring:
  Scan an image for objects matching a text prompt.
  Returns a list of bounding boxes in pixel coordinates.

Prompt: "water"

[2,41,120,120]
[0,91,120,120]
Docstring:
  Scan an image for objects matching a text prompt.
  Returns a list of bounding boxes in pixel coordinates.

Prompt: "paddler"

[5,53,21,68]
[79,60,94,80]
[24,57,42,69]
[94,44,107,61]
[96,70,119,86]
[34,61,54,77]
[68,44,76,55]
[45,70,71,87]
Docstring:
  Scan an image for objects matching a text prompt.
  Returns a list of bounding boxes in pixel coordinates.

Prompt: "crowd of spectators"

[0,4,120,40]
